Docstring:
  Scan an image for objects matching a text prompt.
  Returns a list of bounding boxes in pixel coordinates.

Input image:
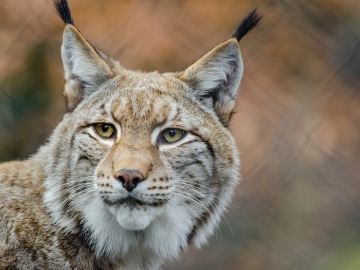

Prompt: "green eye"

[94,123,116,139]
[160,128,186,144]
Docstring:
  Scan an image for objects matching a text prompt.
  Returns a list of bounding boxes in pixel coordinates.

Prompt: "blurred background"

[0,0,359,269]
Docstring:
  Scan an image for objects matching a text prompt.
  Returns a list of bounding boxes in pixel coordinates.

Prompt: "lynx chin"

[0,0,261,269]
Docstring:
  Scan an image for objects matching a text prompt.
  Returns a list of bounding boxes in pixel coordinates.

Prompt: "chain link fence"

[0,0,359,269]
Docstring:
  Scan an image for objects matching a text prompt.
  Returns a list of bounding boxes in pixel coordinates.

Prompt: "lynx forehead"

[0,0,261,269]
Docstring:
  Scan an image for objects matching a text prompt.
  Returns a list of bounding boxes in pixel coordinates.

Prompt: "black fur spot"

[53,0,74,25]
[232,9,262,41]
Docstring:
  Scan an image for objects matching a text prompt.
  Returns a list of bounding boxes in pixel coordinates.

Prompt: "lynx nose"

[115,169,144,192]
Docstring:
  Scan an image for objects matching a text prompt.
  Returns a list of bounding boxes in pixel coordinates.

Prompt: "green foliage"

[0,42,53,161]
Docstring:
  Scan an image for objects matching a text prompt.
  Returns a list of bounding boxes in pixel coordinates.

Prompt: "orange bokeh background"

[0,1,359,269]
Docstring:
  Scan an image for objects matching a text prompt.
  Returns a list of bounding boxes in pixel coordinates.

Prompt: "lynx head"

[44,0,260,262]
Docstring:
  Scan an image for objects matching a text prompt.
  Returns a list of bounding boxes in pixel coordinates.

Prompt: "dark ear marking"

[53,0,74,25]
[232,9,262,41]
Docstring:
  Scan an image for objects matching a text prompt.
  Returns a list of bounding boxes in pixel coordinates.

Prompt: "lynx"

[0,1,260,269]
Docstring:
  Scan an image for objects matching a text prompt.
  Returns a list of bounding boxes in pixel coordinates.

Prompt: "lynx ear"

[61,25,115,110]
[179,9,261,126]
[180,39,243,126]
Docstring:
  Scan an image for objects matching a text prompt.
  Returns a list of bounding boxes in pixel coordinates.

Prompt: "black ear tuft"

[232,9,262,41]
[53,0,74,25]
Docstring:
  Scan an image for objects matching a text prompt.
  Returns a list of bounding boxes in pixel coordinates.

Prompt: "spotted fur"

[0,2,260,269]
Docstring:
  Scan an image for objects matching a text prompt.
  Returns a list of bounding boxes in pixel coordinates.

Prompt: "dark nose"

[115,169,144,192]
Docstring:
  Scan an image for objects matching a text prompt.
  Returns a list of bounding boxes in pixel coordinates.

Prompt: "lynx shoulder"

[0,1,261,269]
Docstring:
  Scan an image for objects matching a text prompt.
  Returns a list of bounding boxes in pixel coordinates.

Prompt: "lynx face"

[71,72,224,233]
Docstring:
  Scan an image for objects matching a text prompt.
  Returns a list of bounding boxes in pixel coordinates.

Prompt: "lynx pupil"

[168,129,176,137]
[102,124,109,132]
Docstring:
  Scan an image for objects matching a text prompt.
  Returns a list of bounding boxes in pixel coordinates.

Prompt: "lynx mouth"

[102,195,167,208]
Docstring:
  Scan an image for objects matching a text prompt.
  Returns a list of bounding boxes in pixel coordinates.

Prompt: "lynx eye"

[94,123,116,139]
[160,128,186,144]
